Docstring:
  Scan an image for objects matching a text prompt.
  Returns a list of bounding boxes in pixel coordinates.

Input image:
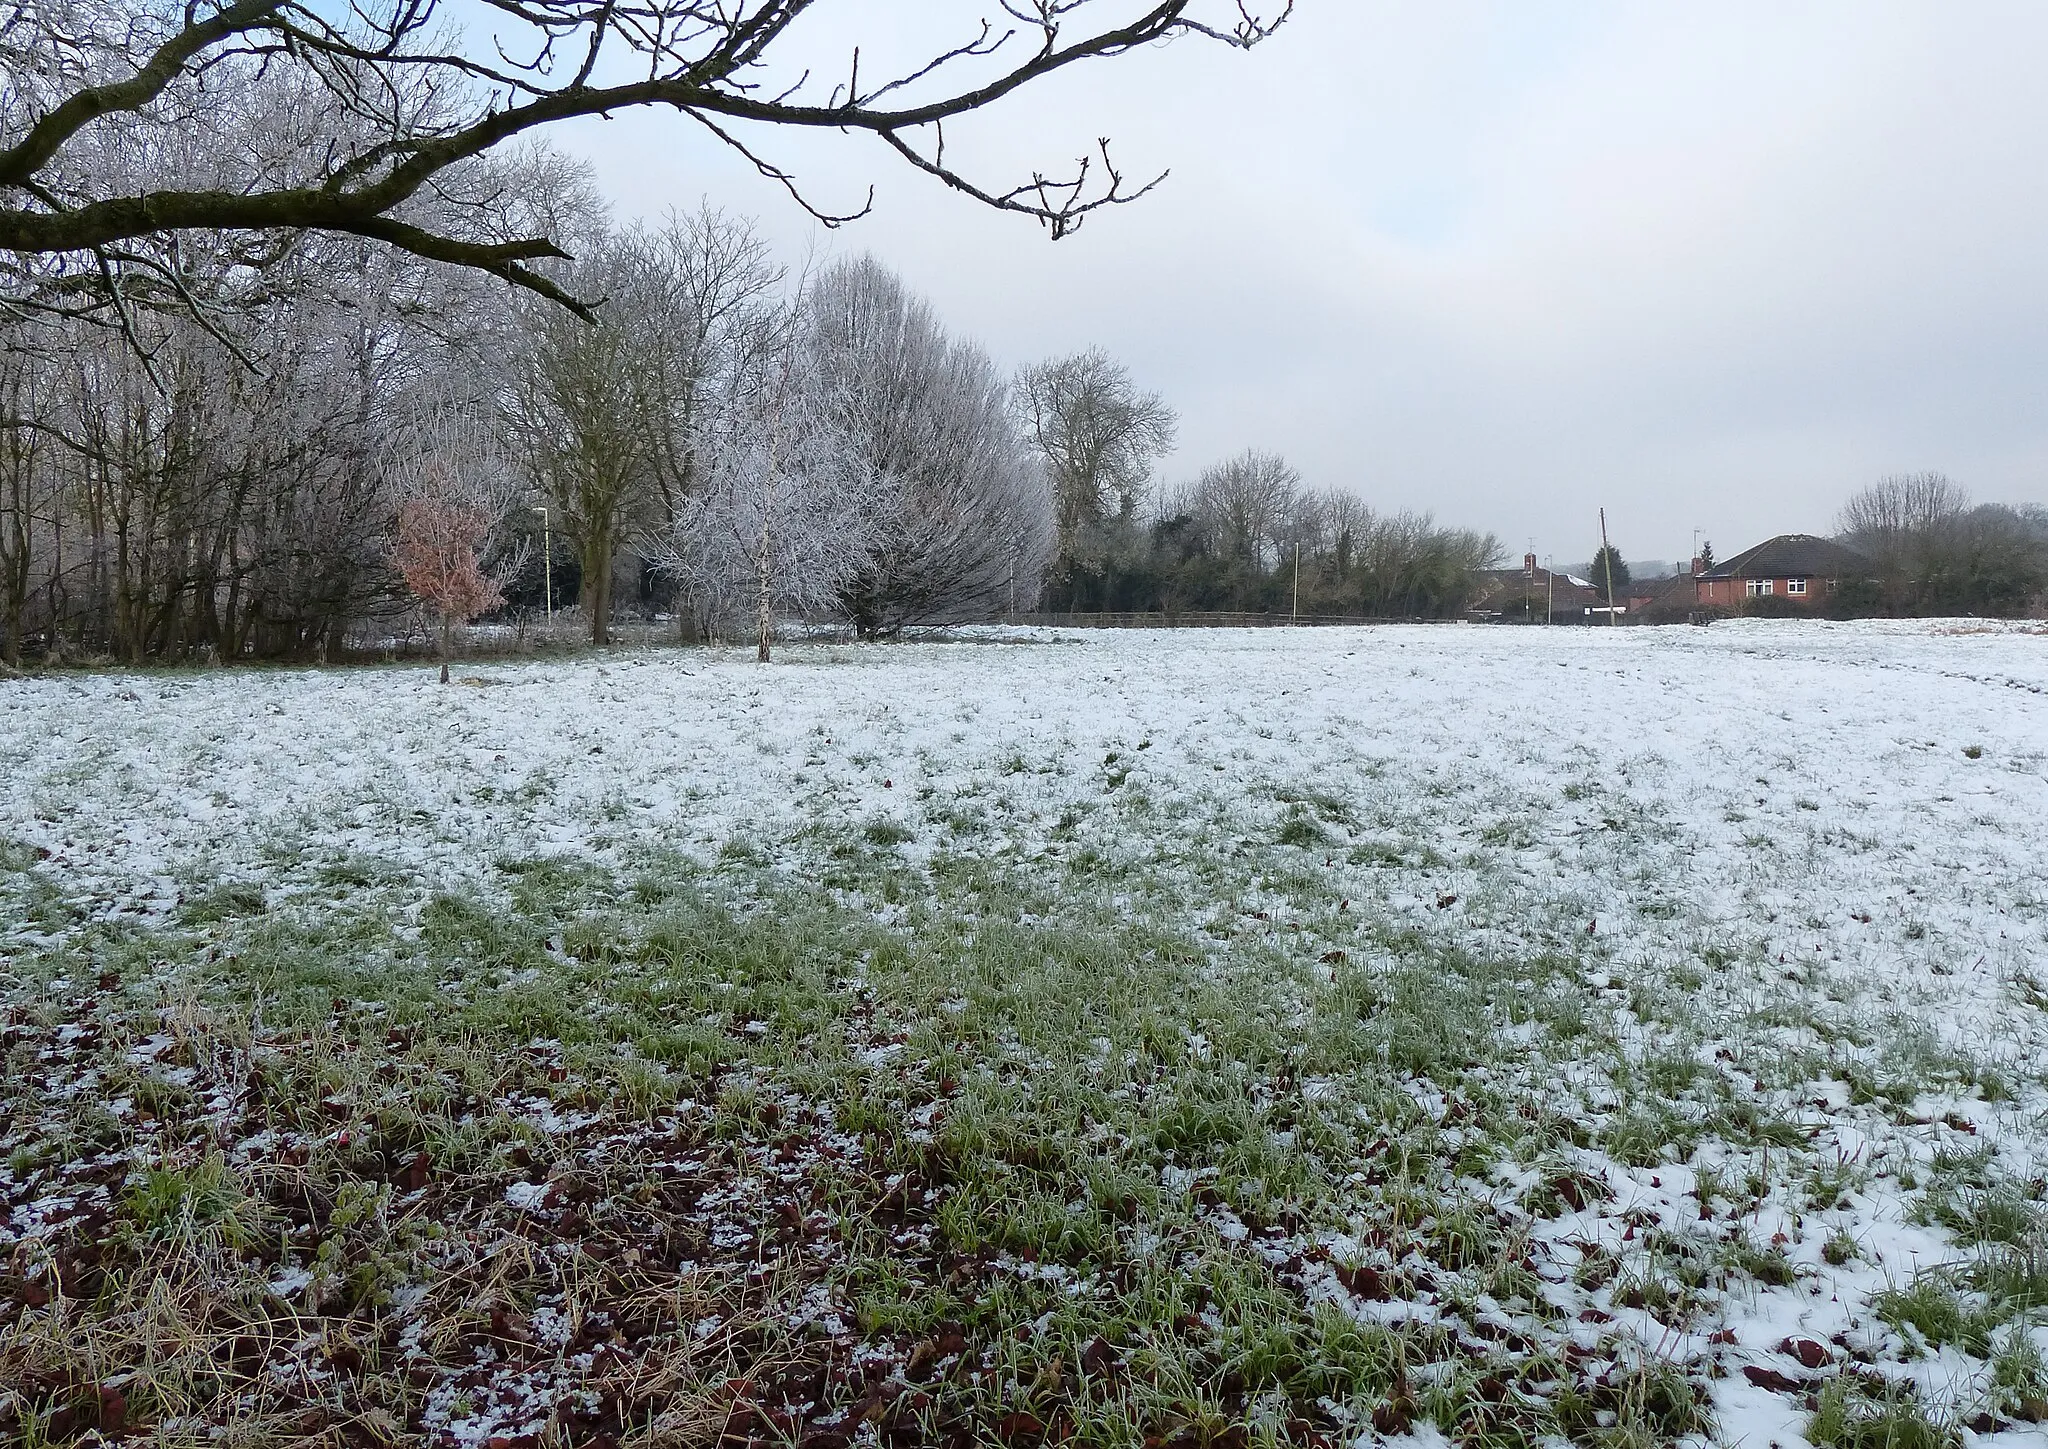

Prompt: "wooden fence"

[1015,611,1456,629]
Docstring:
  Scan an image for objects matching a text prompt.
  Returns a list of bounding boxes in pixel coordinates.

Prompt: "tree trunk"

[755,542,773,664]
[756,448,775,663]
[582,537,612,645]
[1,429,32,668]
[0,510,24,667]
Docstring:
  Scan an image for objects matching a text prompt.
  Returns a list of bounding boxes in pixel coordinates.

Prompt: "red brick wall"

[1696,578,1828,607]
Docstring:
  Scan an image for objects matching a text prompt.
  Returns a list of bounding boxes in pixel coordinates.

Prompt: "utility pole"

[1598,507,1618,625]
[540,505,553,624]
[1546,554,1554,624]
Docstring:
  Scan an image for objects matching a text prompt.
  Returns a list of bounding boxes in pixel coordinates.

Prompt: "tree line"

[0,191,1053,664]
[1018,354,1503,621]
[9,213,2041,667]
[1832,473,2048,617]
[1,177,1507,666]
[0,0,1298,666]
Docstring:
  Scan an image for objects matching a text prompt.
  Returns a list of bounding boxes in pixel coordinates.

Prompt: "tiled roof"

[1698,534,1868,581]
[1470,569,1606,610]
[1627,573,1697,603]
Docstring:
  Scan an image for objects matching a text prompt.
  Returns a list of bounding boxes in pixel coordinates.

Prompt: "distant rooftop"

[1698,534,1868,580]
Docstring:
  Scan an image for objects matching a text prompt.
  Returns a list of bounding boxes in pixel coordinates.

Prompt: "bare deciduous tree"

[0,1,1289,326]
[393,498,502,666]
[1186,448,1300,568]
[510,244,661,644]
[1350,510,1501,618]
[1319,488,1373,575]
[1838,473,2048,615]
[0,342,65,664]
[1017,346,1177,559]
[1838,472,1969,573]
[387,402,528,662]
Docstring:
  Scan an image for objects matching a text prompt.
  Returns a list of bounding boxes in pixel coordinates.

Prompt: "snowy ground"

[4,619,2047,1447]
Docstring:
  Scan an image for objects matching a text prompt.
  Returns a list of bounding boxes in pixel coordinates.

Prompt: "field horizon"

[5,619,2046,1448]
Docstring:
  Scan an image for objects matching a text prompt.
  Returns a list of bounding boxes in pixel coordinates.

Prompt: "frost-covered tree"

[0,138,566,664]
[634,207,786,638]
[806,256,1053,635]
[657,313,875,661]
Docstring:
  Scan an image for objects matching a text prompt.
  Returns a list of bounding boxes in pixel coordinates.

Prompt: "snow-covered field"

[9,619,2047,961]
[4,619,2047,1447]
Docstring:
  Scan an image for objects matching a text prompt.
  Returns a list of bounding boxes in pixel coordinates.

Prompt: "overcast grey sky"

[555,2,2048,567]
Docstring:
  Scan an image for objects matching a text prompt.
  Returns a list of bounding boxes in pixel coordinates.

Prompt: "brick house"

[1693,534,1870,609]
[1468,554,1609,622]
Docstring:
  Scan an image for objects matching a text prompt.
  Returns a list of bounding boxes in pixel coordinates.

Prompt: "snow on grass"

[3,619,2047,1447]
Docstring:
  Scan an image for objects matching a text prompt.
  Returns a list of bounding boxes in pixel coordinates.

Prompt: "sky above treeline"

[553,2,2048,568]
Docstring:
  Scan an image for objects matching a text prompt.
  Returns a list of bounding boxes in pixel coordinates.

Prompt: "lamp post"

[539,505,553,624]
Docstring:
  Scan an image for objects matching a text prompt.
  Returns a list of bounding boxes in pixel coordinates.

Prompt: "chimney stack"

[1689,556,1702,577]
[1523,552,1538,577]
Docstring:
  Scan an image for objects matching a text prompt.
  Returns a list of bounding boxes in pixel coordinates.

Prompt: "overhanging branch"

[0,0,1291,318]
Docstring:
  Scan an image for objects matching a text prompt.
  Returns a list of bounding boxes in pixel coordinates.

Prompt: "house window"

[1787,578,1808,596]
[1746,579,1773,597]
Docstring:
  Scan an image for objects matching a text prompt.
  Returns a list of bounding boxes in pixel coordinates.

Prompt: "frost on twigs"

[655,302,878,663]
[0,1,1292,333]
[808,257,1055,636]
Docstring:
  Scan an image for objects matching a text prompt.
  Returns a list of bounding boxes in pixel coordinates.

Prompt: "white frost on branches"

[384,400,531,601]
[655,318,880,661]
[806,256,1054,636]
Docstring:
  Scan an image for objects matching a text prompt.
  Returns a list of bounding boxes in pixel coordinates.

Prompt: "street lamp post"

[539,505,553,625]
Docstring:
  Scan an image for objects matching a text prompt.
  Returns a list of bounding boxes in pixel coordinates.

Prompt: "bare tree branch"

[1,0,1291,321]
